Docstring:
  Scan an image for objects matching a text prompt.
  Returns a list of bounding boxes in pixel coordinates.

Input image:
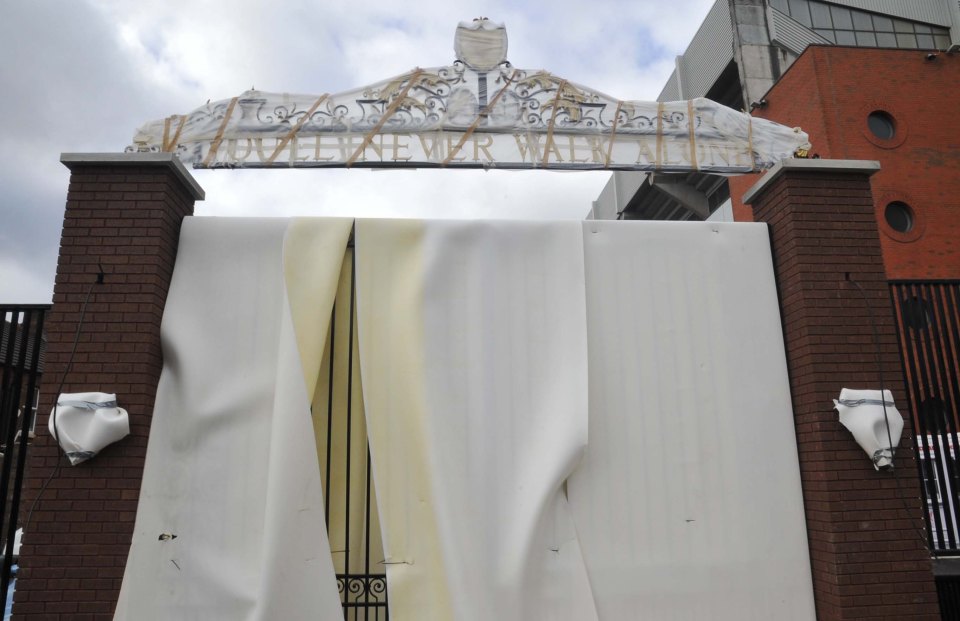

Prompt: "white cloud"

[0,259,54,305]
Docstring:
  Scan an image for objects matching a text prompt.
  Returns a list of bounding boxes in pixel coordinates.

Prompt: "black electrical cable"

[846,273,935,557]
[23,271,101,533]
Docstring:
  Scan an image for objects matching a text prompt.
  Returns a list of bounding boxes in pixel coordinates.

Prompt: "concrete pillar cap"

[61,152,205,201]
[742,158,879,205]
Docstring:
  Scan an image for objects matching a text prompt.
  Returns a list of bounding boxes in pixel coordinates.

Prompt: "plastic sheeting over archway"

[116,217,815,620]
[127,21,809,173]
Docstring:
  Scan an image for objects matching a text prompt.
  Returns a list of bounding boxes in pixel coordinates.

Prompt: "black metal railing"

[890,281,960,555]
[0,305,48,612]
[316,250,388,619]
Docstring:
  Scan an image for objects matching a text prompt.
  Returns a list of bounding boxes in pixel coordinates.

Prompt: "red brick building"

[729,45,960,281]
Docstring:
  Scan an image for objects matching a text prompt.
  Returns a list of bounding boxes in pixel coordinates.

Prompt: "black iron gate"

[315,250,388,620]
[890,281,960,619]
[890,281,960,554]
[0,305,48,613]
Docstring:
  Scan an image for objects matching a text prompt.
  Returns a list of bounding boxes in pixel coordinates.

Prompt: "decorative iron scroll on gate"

[315,250,388,619]
[0,305,48,613]
[126,20,809,173]
[889,281,960,554]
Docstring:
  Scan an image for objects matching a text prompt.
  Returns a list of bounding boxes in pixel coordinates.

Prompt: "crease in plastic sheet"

[355,219,598,621]
[569,221,816,620]
[115,217,351,620]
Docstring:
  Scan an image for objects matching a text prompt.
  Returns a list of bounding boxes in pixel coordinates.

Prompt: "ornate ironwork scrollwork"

[337,573,388,609]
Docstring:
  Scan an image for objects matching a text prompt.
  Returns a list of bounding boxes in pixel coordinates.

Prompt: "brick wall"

[746,160,939,620]
[13,154,201,620]
[729,46,960,281]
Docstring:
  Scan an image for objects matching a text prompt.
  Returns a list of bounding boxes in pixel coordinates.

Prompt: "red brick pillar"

[13,153,203,619]
[743,160,939,620]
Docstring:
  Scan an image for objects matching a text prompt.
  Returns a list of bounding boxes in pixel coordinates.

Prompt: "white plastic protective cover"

[115,217,353,620]
[49,392,129,466]
[834,388,905,470]
[350,219,815,619]
[117,217,815,620]
[354,219,597,620]
[570,221,816,620]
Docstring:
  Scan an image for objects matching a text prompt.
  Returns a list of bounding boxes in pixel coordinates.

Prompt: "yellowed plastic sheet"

[354,219,598,621]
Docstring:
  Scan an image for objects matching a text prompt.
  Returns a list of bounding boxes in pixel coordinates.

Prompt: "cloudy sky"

[1,0,715,303]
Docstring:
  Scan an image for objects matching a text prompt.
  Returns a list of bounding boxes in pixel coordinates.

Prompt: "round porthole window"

[868,111,896,140]
[885,201,914,233]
